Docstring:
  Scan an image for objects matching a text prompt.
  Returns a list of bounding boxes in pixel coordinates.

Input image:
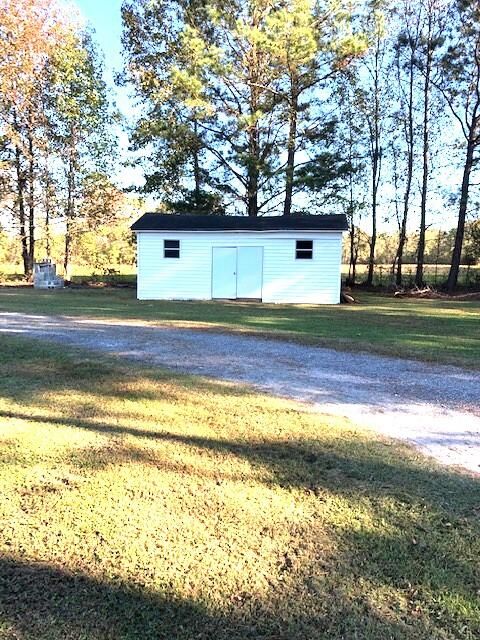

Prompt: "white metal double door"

[212,246,263,299]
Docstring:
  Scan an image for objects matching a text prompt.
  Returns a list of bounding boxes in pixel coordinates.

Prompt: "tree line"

[122,0,480,291]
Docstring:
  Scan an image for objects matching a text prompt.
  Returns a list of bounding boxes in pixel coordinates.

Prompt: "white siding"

[136,231,343,304]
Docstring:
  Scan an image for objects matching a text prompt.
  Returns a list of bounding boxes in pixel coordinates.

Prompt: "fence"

[342,264,480,288]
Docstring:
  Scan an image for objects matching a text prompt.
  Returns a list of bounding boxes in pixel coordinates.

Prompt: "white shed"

[131,214,348,304]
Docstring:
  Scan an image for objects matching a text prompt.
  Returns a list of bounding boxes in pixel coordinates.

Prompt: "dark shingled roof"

[131,213,349,232]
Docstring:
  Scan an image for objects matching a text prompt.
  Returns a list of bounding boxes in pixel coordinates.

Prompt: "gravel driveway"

[1,311,479,474]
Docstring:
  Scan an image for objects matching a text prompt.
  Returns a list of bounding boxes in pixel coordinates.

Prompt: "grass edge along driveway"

[0,287,479,368]
[0,334,479,639]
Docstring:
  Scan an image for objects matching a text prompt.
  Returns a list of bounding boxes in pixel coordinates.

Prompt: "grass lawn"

[0,287,479,368]
[0,335,479,639]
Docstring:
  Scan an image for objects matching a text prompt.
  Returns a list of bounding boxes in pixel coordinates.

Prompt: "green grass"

[0,287,479,368]
[0,335,478,639]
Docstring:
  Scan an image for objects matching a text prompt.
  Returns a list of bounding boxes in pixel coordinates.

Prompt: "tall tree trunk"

[27,115,35,271]
[396,56,415,287]
[247,164,258,216]
[283,75,298,217]
[416,14,433,287]
[12,110,30,277]
[447,138,475,292]
[347,148,356,284]
[64,169,74,277]
[367,109,380,287]
[352,238,358,285]
[64,132,76,279]
[434,230,442,282]
[366,39,381,287]
[45,203,51,257]
[247,72,260,217]
[367,194,377,285]
[64,219,72,278]
[44,156,52,258]
[14,144,30,277]
[390,141,401,280]
[348,223,357,284]
[345,96,358,286]
[367,170,378,286]
[192,119,201,211]
[246,13,260,218]
[395,212,408,286]
[193,150,201,211]
[247,113,259,217]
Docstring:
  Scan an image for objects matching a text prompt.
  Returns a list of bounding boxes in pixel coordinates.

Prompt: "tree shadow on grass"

[0,554,439,640]
[1,406,478,515]
[0,555,234,640]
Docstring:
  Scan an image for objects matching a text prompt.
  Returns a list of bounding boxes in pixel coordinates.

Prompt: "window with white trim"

[296,240,313,259]
[164,239,180,258]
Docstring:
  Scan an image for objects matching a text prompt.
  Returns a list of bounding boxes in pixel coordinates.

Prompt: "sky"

[73,0,145,191]
[73,0,123,89]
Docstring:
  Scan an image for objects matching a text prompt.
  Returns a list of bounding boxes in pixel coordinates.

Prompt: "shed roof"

[131,213,349,232]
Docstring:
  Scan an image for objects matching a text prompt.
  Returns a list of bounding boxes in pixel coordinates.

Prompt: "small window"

[164,239,180,258]
[296,240,313,259]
